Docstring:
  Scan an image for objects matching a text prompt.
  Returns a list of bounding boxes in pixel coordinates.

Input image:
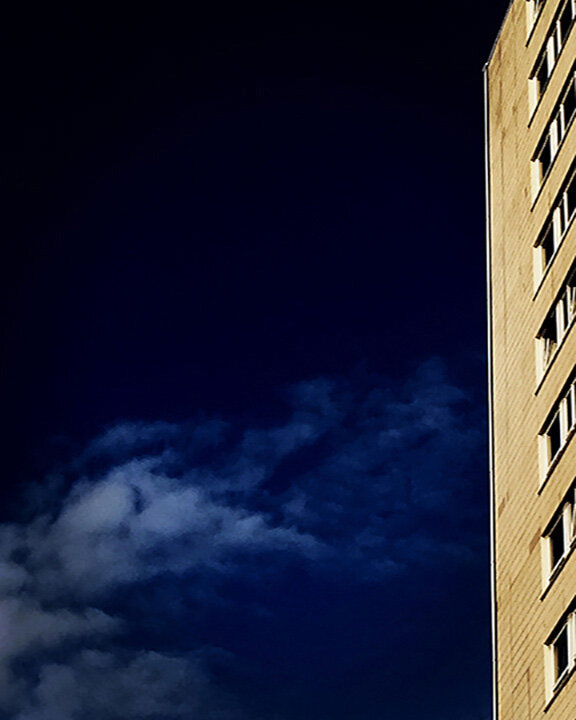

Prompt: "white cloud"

[0,597,119,715]
[16,649,241,720]
[17,460,322,601]
[0,360,484,719]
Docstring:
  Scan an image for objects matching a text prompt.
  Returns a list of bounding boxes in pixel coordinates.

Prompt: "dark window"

[536,56,550,97]
[560,0,575,43]
[541,309,558,365]
[567,272,576,316]
[566,174,576,221]
[550,518,565,568]
[541,223,556,267]
[543,309,559,345]
[554,626,570,680]
[564,83,576,128]
[539,136,553,178]
[549,413,562,459]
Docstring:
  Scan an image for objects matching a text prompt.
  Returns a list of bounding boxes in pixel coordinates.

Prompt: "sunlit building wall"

[486,0,576,717]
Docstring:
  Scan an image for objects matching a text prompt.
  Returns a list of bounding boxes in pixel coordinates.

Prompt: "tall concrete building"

[486,0,576,718]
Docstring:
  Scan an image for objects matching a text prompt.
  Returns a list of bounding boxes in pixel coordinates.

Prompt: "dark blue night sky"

[1,3,508,718]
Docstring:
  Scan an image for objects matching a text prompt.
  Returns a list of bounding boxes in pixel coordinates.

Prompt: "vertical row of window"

[531,0,576,704]
[534,68,576,184]
[538,363,576,699]
[537,264,576,370]
[535,167,576,277]
[531,0,576,101]
[543,490,576,690]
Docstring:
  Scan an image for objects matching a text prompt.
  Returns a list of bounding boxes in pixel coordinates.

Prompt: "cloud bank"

[1,359,485,719]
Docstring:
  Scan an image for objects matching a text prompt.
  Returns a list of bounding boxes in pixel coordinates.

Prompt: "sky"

[1,3,510,719]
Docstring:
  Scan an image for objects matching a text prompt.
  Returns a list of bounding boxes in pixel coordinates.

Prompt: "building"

[485,1,576,718]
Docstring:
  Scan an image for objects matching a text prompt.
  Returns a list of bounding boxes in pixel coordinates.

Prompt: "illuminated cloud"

[1,359,484,719]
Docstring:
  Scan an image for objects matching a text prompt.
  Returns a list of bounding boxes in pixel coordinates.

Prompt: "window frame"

[528,0,548,33]
[534,165,576,285]
[546,609,576,698]
[551,622,571,686]
[538,307,559,370]
[530,0,576,109]
[537,265,576,374]
[532,68,576,188]
[540,376,576,477]
[543,490,575,583]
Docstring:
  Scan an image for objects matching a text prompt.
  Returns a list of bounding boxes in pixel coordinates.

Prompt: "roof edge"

[484,0,516,70]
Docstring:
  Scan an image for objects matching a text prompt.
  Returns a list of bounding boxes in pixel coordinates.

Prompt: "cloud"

[0,597,119,715]
[0,359,485,719]
[78,419,228,468]
[16,649,243,720]
[20,460,322,602]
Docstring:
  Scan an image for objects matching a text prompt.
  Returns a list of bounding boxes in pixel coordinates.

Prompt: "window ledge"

[533,215,575,301]
[544,661,576,712]
[531,115,576,207]
[541,541,576,600]
[526,5,547,49]
[535,316,576,395]
[534,248,559,301]
[531,170,549,211]
[538,425,576,495]
[529,86,547,128]
[528,19,576,128]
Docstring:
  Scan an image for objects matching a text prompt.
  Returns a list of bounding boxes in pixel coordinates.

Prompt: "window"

[541,378,576,472]
[560,0,574,41]
[563,80,576,125]
[543,487,575,580]
[534,51,552,99]
[528,0,548,32]
[553,624,570,681]
[548,410,563,460]
[546,609,576,695]
[530,0,576,103]
[565,172,576,221]
[532,40,554,100]
[541,222,556,268]
[565,270,576,321]
[538,265,576,372]
[535,133,555,182]
[533,69,576,186]
[539,308,559,369]
[535,215,561,280]
[535,167,576,281]
[550,516,566,569]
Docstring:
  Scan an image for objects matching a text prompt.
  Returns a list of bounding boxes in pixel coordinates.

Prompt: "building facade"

[486,1,576,718]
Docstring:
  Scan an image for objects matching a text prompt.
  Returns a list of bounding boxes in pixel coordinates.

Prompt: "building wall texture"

[487,1,576,718]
